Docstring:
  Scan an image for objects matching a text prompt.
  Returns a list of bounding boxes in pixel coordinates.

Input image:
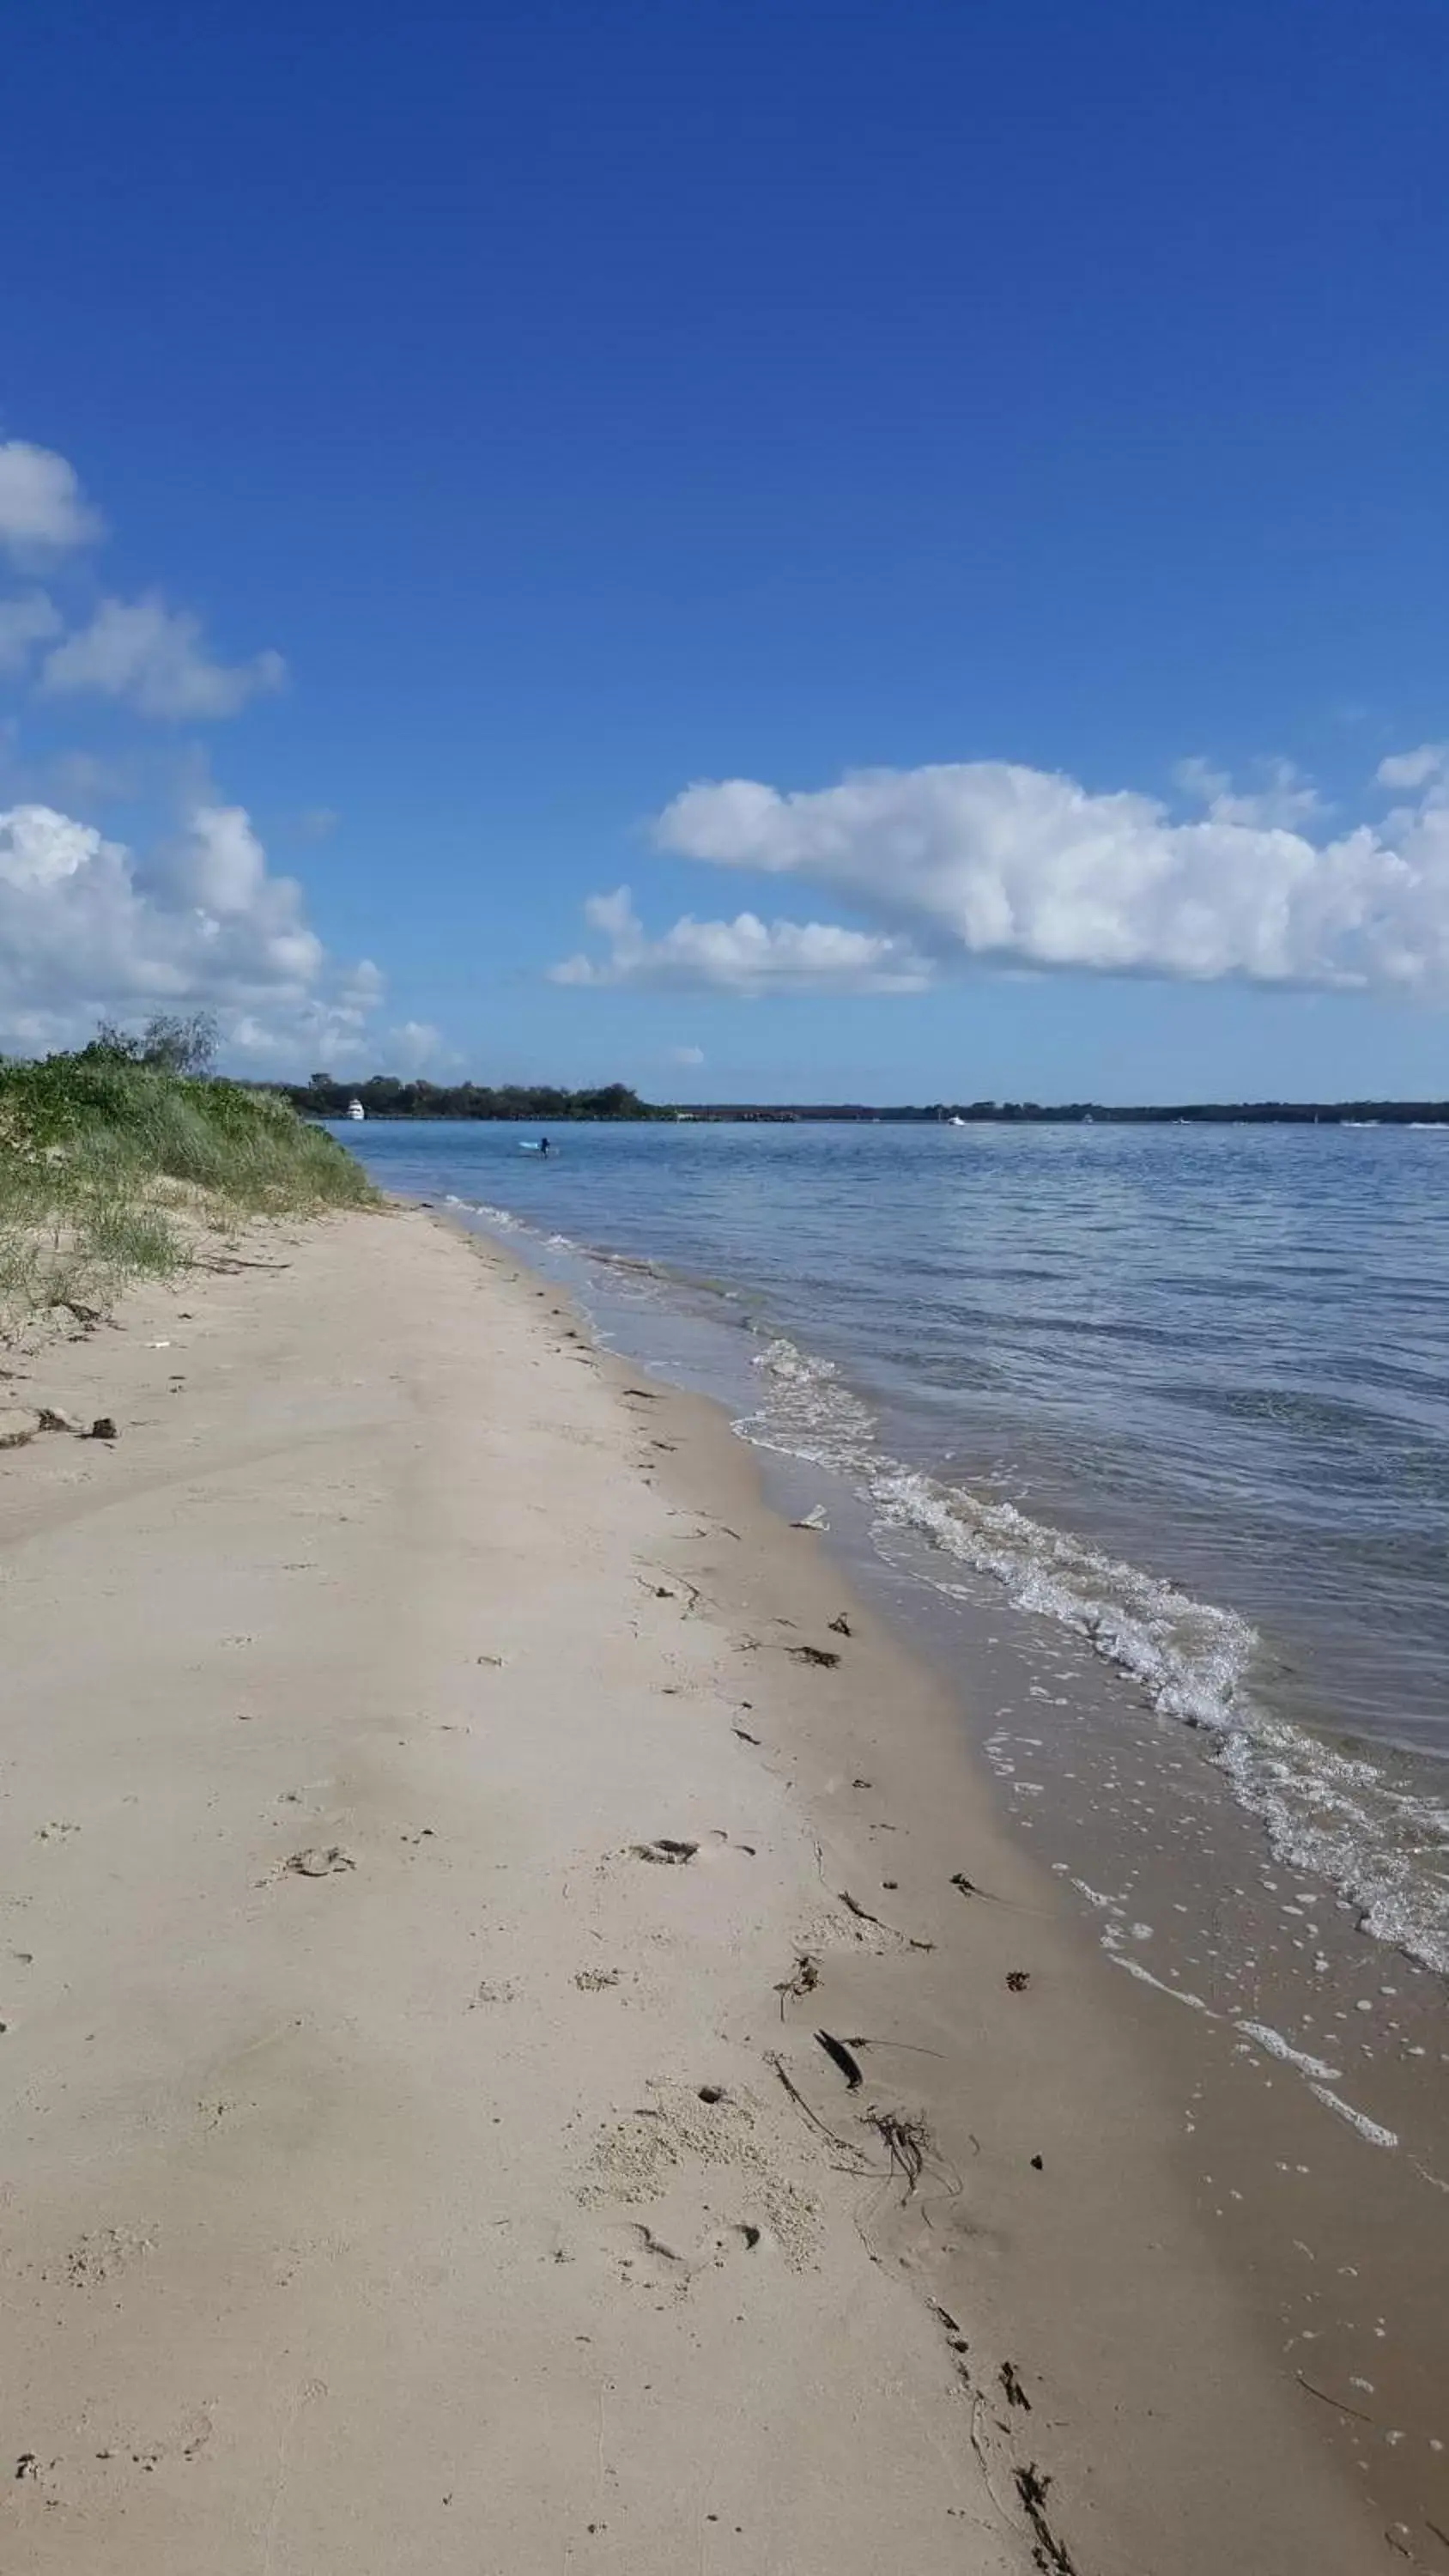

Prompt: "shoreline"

[398,1124,1449,1990]
[543,1221,1449,2564]
[418,1178,1449,2513]
[0,1202,1424,2571]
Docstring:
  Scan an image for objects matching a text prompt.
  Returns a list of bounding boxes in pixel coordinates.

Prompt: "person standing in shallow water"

[539,1136,551,1156]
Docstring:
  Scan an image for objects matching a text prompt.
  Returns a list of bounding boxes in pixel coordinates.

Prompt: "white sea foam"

[1235,2022,1342,2081]
[736,1334,1449,1977]
[1109,1956,1213,2012]
[444,1190,518,1228]
[733,1320,1427,2160]
[871,1464,1258,1736]
[1071,1878,1114,1910]
[1308,2087,1399,2150]
[737,1337,876,1461]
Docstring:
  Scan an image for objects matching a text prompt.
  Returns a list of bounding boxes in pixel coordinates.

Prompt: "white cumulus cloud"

[0,591,64,675]
[1173,754,1324,829]
[1377,744,1447,793]
[549,886,929,994]
[0,799,382,1061]
[0,440,105,558]
[0,436,368,1060]
[624,757,1449,998]
[0,437,283,720]
[386,1018,449,1072]
[666,1043,706,1066]
[41,593,286,720]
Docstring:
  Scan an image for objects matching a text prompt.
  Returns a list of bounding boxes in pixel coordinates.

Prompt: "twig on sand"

[765,2052,875,2172]
[840,1888,935,1952]
[951,1869,1036,1913]
[196,1256,293,1273]
[864,2108,928,2196]
[639,1565,708,1617]
[839,2035,946,2061]
[775,1953,820,2020]
[1295,2373,1376,2427]
[1014,2465,1079,2575]
[840,1887,885,1927]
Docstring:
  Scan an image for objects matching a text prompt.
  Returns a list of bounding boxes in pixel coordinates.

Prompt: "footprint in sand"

[628,1830,755,1867]
[282,1844,355,1879]
[614,2217,767,2298]
[579,2080,819,2269]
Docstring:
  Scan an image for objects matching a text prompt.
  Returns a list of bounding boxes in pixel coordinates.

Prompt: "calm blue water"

[339,1117,1449,1967]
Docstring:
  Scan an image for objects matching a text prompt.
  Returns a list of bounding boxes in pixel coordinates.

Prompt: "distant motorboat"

[948,1115,967,1127]
[346,1097,365,1121]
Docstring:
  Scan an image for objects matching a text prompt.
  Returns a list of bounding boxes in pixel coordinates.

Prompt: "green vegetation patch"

[2,1015,378,1339]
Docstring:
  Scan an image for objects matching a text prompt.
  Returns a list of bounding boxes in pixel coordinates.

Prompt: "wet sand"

[0,1202,1416,2572]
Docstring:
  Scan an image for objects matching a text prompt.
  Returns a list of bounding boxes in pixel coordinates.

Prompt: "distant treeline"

[285,1075,1449,1126]
[674,1099,1449,1125]
[286,1075,664,1121]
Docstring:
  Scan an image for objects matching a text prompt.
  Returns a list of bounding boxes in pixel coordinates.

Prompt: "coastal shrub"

[0,1043,378,1336]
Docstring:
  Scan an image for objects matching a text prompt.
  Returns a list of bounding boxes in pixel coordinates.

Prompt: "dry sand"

[0,1204,1387,2572]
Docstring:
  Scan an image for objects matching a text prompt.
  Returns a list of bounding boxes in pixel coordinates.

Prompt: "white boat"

[346,1097,365,1121]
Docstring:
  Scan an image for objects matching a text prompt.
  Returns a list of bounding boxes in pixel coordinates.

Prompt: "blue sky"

[3,0,1448,1100]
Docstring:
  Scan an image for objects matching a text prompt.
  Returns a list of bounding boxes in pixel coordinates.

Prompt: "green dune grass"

[1,1045,377,1337]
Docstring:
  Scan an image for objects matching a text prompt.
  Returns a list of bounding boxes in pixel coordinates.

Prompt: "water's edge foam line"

[444,1191,1449,1982]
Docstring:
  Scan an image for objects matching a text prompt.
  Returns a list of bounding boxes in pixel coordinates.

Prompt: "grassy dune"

[1,1053,377,1338]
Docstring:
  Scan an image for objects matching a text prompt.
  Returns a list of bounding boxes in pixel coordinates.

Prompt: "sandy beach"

[0,1203,1399,2572]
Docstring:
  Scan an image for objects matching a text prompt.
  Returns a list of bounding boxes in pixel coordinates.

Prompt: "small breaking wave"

[740,1337,875,1461]
[444,1193,518,1230]
[737,1335,1449,1977]
[872,1466,1257,1735]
